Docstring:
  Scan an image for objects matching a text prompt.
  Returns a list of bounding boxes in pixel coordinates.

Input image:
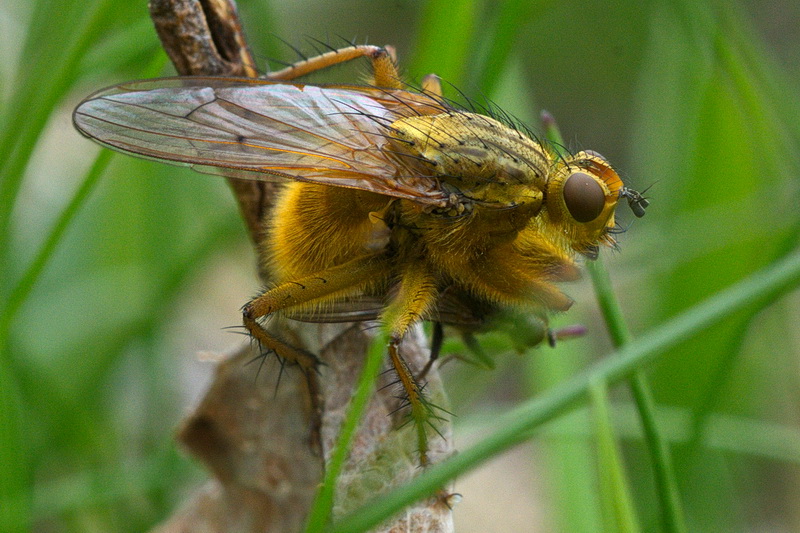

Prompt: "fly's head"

[545,150,637,257]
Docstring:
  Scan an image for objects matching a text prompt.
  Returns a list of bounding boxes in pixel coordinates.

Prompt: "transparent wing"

[286,290,487,328]
[73,77,450,206]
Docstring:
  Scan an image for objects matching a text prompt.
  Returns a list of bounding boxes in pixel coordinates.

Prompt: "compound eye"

[563,172,605,223]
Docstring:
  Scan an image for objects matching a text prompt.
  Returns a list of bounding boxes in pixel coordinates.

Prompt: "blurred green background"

[2,0,800,531]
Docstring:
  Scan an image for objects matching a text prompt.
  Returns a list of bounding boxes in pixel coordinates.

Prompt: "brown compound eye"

[563,172,606,223]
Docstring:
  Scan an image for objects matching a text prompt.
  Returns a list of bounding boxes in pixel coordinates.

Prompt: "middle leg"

[381,257,441,466]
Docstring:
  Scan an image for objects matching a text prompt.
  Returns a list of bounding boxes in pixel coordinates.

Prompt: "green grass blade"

[479,404,800,464]
[528,346,600,532]
[590,379,641,533]
[0,356,29,532]
[472,0,555,96]
[304,332,388,532]
[0,151,112,334]
[588,259,687,533]
[408,0,478,88]
[0,0,118,261]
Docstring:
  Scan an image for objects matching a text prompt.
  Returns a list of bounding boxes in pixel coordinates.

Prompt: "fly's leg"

[381,259,440,466]
[243,252,392,446]
[264,44,403,89]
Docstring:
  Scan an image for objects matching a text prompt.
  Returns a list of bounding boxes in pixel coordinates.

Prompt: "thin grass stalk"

[588,259,688,533]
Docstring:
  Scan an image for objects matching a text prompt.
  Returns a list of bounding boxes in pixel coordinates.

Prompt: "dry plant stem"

[146,1,453,531]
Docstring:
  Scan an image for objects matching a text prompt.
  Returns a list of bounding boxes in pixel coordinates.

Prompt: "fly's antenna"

[620,186,651,218]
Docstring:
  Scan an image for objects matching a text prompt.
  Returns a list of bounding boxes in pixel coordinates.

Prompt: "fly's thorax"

[544,151,623,255]
[388,112,549,211]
